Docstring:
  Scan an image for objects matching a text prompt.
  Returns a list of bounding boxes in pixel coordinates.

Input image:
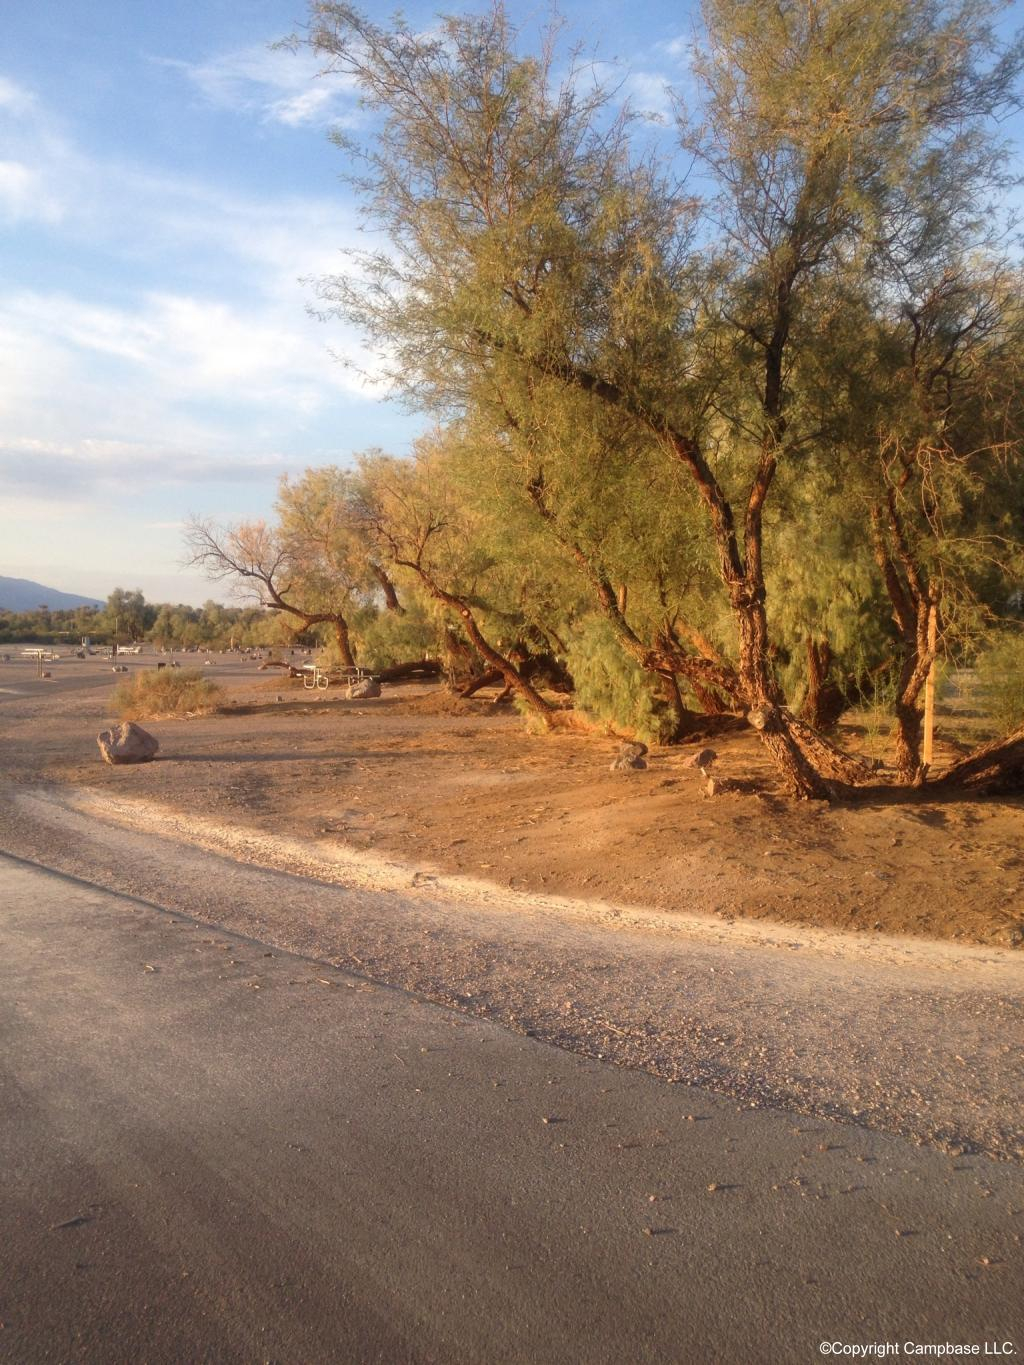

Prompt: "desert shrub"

[112,668,223,720]
[350,600,437,670]
[975,634,1024,733]
[563,616,676,743]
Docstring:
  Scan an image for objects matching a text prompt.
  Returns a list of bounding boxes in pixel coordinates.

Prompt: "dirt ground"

[3,651,1022,949]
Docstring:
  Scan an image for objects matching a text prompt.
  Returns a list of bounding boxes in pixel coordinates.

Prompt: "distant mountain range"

[0,576,104,612]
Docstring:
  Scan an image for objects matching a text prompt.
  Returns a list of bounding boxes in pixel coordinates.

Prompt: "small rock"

[610,740,648,772]
[347,677,382,699]
[96,722,159,765]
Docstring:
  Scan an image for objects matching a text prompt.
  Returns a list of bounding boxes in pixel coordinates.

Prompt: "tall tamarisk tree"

[352,440,566,723]
[864,263,1024,781]
[186,516,361,663]
[303,0,1022,797]
[186,466,402,665]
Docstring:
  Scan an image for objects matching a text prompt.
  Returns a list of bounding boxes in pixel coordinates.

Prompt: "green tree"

[302,0,1022,795]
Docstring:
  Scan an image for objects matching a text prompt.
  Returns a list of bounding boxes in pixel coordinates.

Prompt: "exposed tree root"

[931,727,1024,796]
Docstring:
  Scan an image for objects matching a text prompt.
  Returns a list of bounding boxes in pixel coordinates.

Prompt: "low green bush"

[975,633,1024,733]
[563,615,677,743]
[112,668,223,720]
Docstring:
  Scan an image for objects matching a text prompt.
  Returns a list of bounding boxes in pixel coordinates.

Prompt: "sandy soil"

[4,651,1021,948]
[2,652,1023,1161]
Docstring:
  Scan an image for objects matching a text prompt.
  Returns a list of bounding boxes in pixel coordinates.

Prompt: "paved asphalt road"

[1,855,1022,1364]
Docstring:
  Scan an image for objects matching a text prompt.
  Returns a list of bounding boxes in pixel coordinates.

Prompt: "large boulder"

[97,722,159,765]
[347,677,382,699]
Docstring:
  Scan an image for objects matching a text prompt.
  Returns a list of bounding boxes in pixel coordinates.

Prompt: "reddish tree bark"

[932,727,1024,795]
[394,560,556,722]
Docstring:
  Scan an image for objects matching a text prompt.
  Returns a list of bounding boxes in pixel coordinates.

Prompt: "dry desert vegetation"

[6,652,1022,950]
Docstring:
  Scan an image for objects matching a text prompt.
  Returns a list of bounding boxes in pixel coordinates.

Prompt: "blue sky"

[1,1,1021,606]
[0,0,700,605]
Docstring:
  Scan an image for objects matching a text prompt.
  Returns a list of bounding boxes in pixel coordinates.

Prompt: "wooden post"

[922,604,938,768]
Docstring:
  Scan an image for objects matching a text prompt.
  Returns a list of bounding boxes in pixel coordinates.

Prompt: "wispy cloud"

[0,75,35,114]
[0,436,307,498]
[621,71,674,121]
[0,74,76,223]
[0,76,398,511]
[0,158,64,223]
[156,42,358,128]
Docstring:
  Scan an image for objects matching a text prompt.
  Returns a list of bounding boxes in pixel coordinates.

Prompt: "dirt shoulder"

[3,654,1022,949]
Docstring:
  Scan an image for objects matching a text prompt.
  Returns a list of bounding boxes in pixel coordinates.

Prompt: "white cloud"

[0,435,307,498]
[2,285,380,399]
[622,71,674,120]
[0,74,77,223]
[0,73,396,503]
[0,75,34,114]
[157,42,358,128]
[0,284,388,490]
[0,68,422,576]
[0,158,64,223]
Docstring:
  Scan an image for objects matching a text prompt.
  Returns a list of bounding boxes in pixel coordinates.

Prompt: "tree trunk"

[747,704,833,799]
[892,636,933,782]
[659,671,702,741]
[397,562,556,722]
[690,680,731,716]
[460,667,503,698]
[370,562,404,614]
[441,626,477,689]
[799,638,848,730]
[787,714,876,785]
[376,658,442,682]
[870,505,939,784]
[333,615,356,669]
[932,726,1024,796]
[800,637,828,724]
[730,584,833,798]
[452,601,554,718]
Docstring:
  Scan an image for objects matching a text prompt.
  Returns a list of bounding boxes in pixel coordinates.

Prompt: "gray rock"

[97,722,159,765]
[347,677,382,699]
[610,740,648,772]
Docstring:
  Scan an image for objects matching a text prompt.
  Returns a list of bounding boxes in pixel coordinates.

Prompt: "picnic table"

[300,664,376,692]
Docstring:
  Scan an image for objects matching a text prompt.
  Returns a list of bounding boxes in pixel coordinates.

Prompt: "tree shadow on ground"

[841,783,1024,813]
[161,749,450,764]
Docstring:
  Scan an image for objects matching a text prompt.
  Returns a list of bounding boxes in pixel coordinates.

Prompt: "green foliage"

[102,588,153,641]
[975,633,1024,732]
[565,616,677,744]
[168,0,1022,786]
[112,669,223,721]
[352,600,437,670]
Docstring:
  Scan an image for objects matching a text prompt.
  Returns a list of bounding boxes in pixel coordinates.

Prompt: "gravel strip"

[3,782,1022,1163]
